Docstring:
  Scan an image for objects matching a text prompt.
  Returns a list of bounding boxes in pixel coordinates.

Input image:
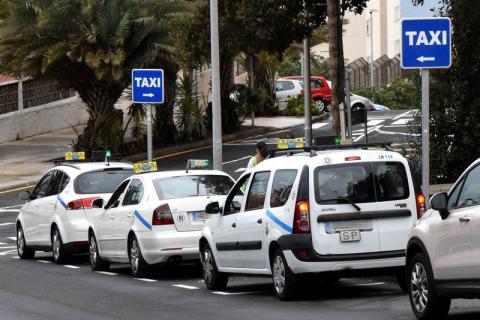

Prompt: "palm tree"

[0,0,186,152]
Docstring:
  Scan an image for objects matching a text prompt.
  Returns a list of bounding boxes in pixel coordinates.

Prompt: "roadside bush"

[279,95,323,116]
[354,78,420,110]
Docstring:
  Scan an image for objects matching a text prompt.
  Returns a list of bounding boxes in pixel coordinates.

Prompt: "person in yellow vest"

[247,141,268,169]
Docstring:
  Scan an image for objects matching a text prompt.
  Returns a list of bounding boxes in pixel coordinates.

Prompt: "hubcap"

[202,248,213,284]
[17,228,24,255]
[130,239,139,274]
[53,231,60,260]
[315,100,325,110]
[89,236,97,265]
[273,256,286,294]
[411,262,429,313]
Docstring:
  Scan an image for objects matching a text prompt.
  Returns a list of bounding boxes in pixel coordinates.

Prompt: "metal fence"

[0,77,75,116]
[346,55,405,91]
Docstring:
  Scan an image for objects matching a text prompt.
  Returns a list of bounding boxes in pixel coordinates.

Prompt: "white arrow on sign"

[142,93,154,98]
[417,56,436,63]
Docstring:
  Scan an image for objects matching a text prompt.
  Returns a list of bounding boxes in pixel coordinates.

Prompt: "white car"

[200,143,424,300]
[406,158,480,319]
[16,154,133,264]
[87,161,235,276]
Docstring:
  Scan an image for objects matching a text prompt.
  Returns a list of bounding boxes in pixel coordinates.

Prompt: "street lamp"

[369,9,378,88]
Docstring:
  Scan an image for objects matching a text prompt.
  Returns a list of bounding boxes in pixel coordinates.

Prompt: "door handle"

[257,218,263,224]
[231,222,236,228]
[459,216,471,224]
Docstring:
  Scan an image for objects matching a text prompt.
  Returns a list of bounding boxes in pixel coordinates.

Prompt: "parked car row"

[15,147,480,319]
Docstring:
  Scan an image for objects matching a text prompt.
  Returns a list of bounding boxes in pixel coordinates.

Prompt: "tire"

[17,225,35,259]
[351,103,364,112]
[128,235,150,277]
[89,232,109,271]
[52,227,69,264]
[271,248,297,301]
[314,99,326,111]
[201,244,228,290]
[396,267,408,293]
[408,253,451,320]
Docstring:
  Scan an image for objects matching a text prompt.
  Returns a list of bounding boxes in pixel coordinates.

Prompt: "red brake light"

[416,194,426,219]
[152,204,174,225]
[345,156,361,161]
[66,197,101,210]
[293,200,310,234]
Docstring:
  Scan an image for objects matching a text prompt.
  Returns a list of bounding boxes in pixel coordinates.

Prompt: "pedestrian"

[247,141,268,169]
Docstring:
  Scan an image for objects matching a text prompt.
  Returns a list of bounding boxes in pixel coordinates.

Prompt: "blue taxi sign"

[134,162,158,174]
[65,152,85,161]
[277,138,305,150]
[131,69,164,104]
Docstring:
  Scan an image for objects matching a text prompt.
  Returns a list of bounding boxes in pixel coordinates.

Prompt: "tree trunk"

[328,0,345,136]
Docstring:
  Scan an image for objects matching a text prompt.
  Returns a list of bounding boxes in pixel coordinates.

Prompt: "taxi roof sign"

[277,138,305,150]
[134,162,158,174]
[186,159,209,172]
[65,152,85,161]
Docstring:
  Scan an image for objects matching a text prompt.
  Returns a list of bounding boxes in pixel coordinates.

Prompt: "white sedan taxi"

[87,160,235,276]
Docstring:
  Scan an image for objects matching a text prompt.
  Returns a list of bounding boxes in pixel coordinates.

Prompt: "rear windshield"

[314,161,409,204]
[74,170,133,194]
[153,175,234,200]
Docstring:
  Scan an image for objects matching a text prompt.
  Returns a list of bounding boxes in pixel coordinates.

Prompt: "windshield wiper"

[319,196,361,211]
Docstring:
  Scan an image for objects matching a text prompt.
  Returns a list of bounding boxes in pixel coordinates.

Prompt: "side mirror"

[92,198,104,209]
[232,201,241,211]
[20,190,31,201]
[431,192,449,220]
[206,201,220,214]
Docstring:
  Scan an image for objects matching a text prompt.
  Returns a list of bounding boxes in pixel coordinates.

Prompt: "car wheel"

[408,253,451,319]
[129,235,149,277]
[89,232,109,271]
[52,227,69,264]
[201,244,228,290]
[271,248,297,301]
[17,225,35,259]
[351,103,364,112]
[314,99,325,111]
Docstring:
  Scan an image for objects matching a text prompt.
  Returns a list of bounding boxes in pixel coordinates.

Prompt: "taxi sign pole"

[421,69,430,199]
[146,104,153,162]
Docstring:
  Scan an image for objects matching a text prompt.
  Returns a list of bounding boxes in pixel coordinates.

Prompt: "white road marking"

[198,280,204,283]
[375,129,420,137]
[0,249,17,256]
[0,242,7,245]
[222,156,251,165]
[353,125,383,142]
[0,205,22,210]
[0,223,15,227]
[12,256,19,259]
[134,278,158,282]
[0,246,16,249]
[0,210,20,213]
[7,237,16,241]
[173,284,199,290]
[95,271,118,276]
[391,118,412,125]
[37,260,51,264]
[366,120,384,126]
[393,110,414,120]
[312,122,329,129]
[63,265,80,269]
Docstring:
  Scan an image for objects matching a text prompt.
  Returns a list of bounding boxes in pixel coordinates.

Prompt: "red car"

[276,76,332,112]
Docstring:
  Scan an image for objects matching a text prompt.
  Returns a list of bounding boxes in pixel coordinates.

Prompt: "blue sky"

[401,0,440,17]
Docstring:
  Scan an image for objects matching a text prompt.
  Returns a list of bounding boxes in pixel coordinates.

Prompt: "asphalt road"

[2,110,480,319]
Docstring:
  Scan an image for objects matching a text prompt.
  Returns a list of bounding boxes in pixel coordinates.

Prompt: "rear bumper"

[136,230,201,265]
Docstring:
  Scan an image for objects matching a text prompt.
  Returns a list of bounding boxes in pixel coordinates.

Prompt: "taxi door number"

[340,230,361,242]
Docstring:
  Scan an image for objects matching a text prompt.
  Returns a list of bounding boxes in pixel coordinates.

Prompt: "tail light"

[416,194,426,219]
[152,204,174,225]
[66,197,101,210]
[293,200,310,234]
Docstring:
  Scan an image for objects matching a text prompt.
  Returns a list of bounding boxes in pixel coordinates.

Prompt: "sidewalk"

[242,115,325,128]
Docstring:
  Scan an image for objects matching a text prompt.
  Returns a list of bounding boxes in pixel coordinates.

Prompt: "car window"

[311,79,324,88]
[49,171,70,195]
[314,164,375,204]
[373,162,409,201]
[58,173,70,194]
[153,175,234,200]
[122,179,144,206]
[30,171,55,200]
[105,180,130,209]
[245,171,271,211]
[74,169,133,194]
[447,178,464,209]
[270,170,297,208]
[275,81,294,92]
[456,165,480,208]
[224,174,251,216]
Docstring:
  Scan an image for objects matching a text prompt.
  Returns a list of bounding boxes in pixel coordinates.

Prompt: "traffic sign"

[401,18,451,69]
[131,69,164,104]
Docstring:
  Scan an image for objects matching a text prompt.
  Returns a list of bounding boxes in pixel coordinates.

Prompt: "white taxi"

[86,160,235,277]
[16,152,133,263]
[200,141,424,300]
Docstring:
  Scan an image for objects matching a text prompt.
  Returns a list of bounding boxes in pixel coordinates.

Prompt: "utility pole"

[369,9,378,89]
[303,1,312,147]
[421,69,430,201]
[210,0,223,170]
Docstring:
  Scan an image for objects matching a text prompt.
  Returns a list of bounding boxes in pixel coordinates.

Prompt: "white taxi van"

[200,141,424,300]
[16,152,133,263]
[87,160,235,276]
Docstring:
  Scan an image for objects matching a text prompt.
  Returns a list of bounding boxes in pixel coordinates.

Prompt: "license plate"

[339,230,361,242]
[191,212,208,221]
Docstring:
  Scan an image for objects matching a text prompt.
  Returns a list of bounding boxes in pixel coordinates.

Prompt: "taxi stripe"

[266,210,292,234]
[57,195,67,209]
[134,210,152,231]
